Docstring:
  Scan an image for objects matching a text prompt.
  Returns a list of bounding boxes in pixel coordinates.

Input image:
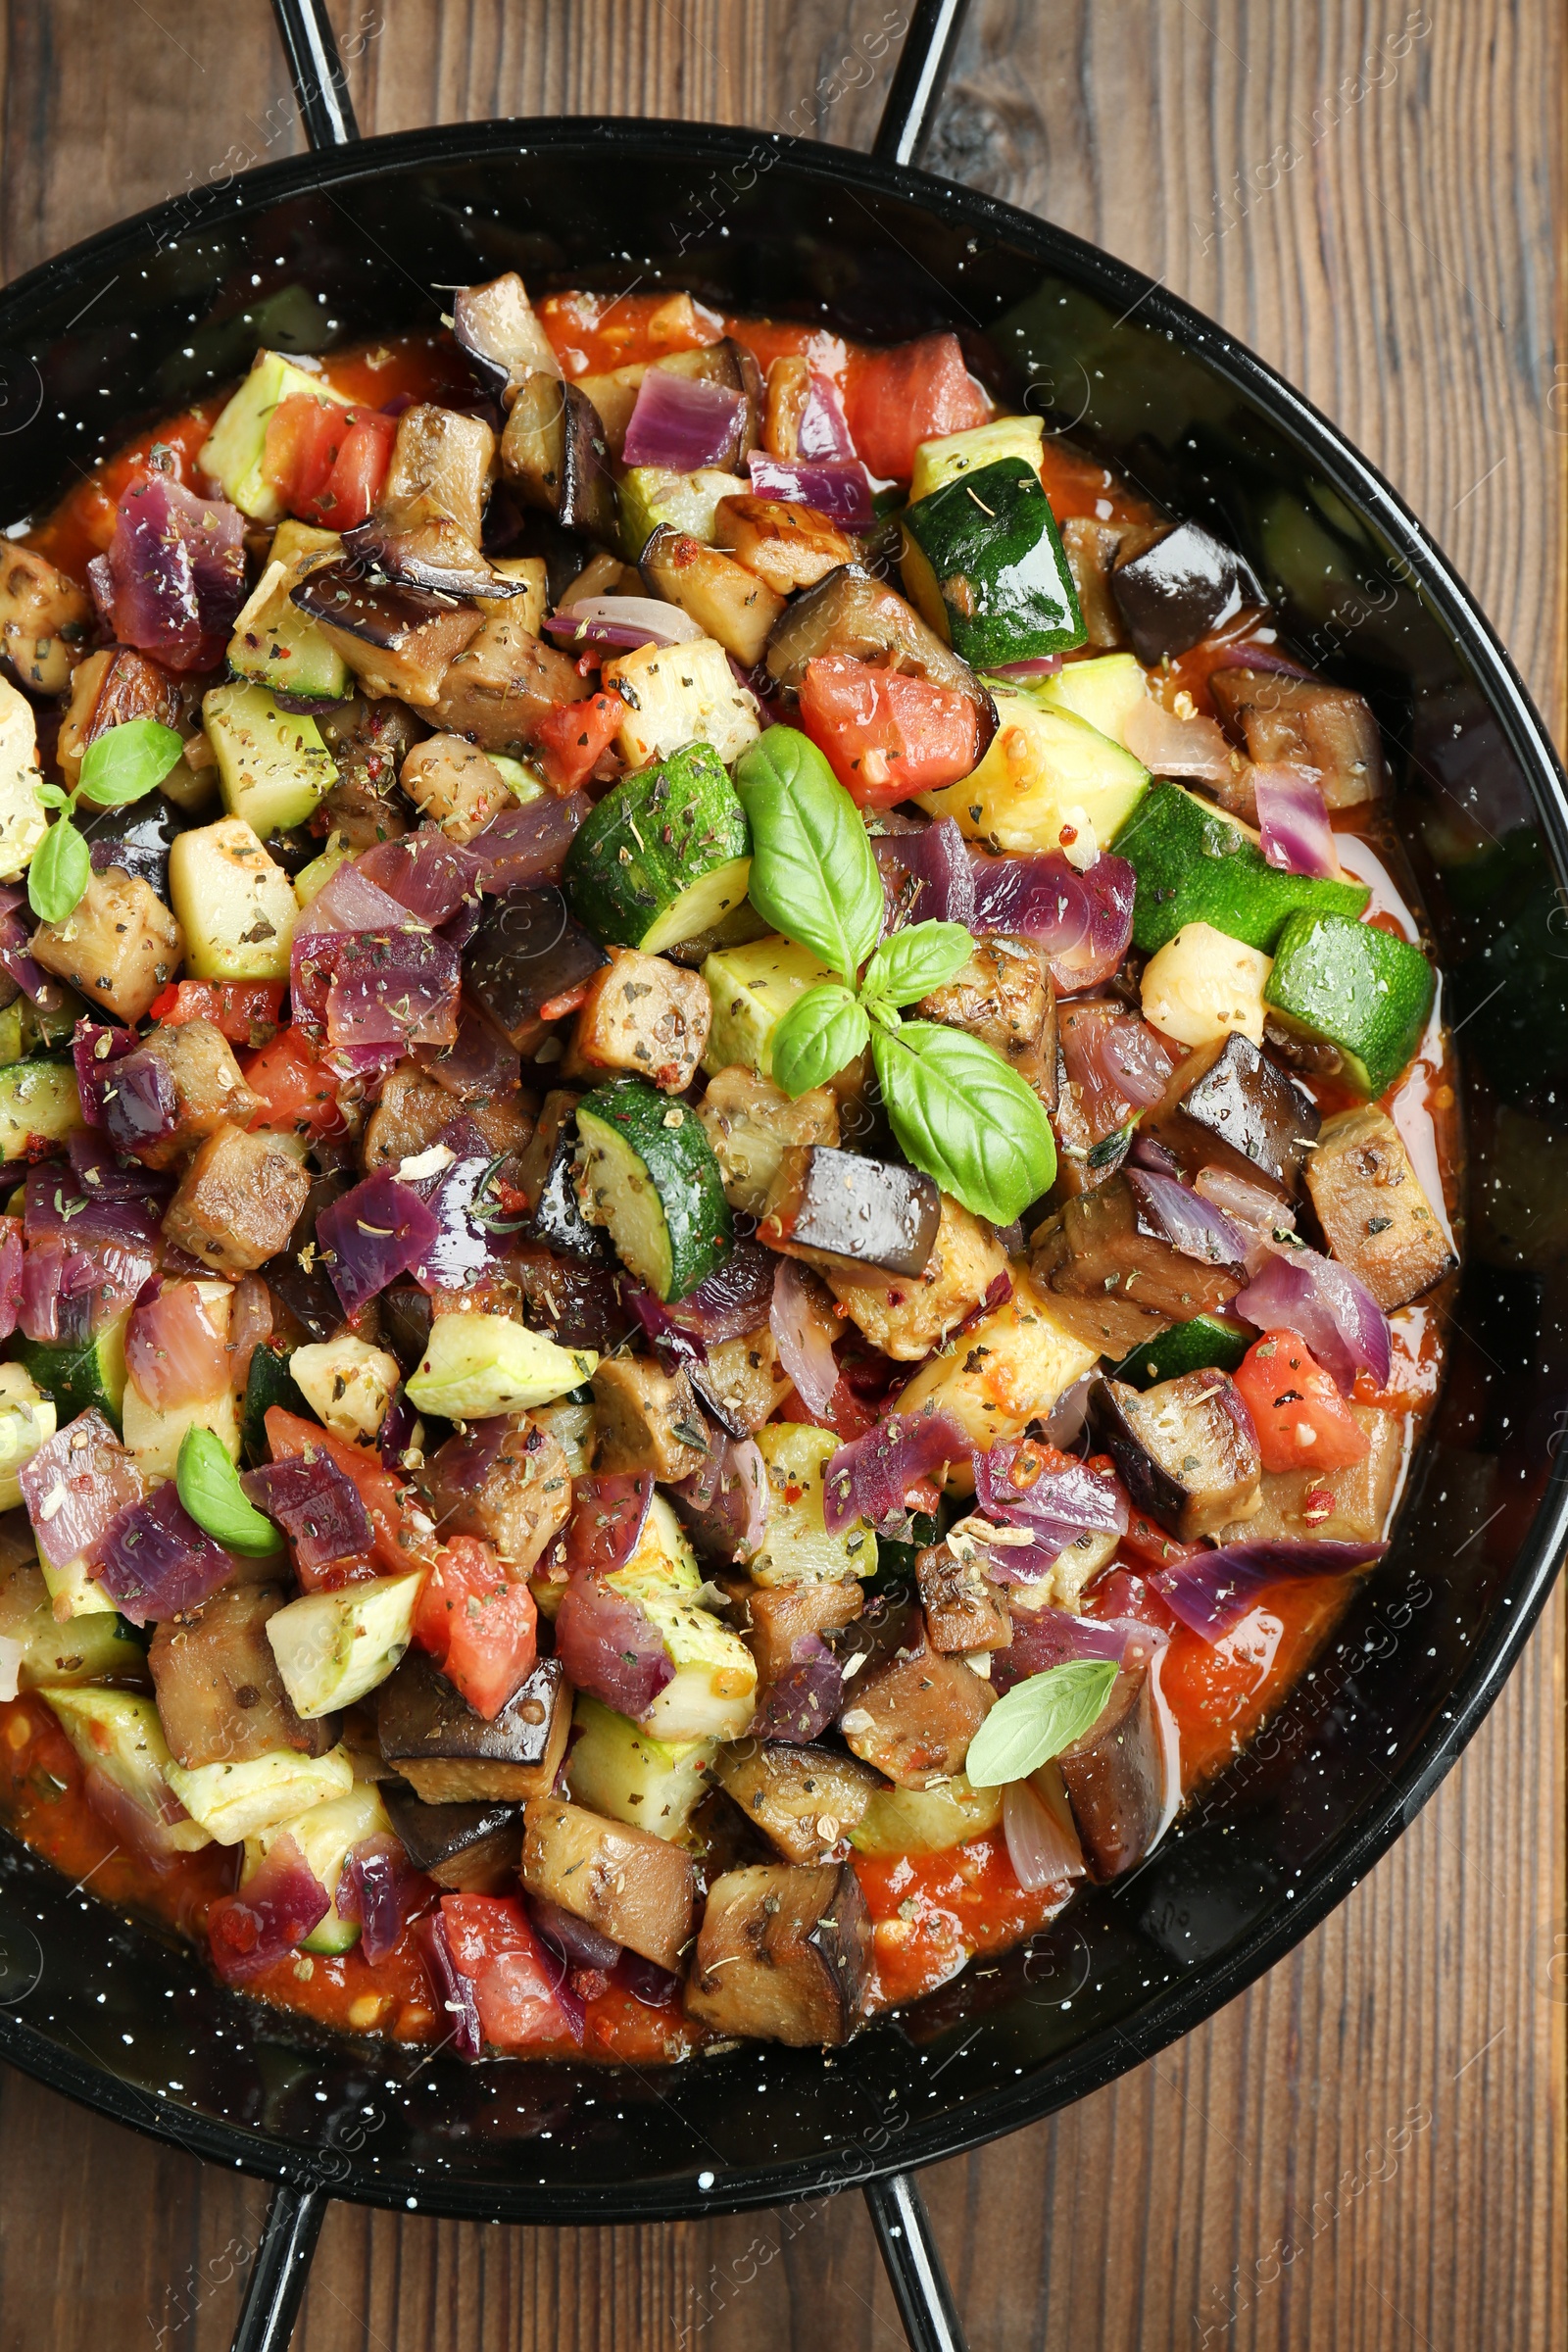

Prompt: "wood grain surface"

[0,4,1564,2347]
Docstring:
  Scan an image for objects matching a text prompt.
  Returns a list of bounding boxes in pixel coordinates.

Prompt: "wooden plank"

[0,6,1561,2350]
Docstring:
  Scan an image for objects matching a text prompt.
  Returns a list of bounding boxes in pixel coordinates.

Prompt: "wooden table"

[0,5,1563,2345]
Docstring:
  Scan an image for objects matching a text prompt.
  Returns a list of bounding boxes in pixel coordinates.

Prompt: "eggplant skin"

[1109,518,1266,664]
[763,563,992,723]
[1146,1030,1320,1198]
[380,1780,524,1891]
[1056,1650,1167,1879]
[758,1144,942,1280]
[1089,1369,1261,1542]
[684,1861,873,2045]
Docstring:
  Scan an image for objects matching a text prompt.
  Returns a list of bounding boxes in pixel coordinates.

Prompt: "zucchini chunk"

[0,674,48,878]
[266,1575,424,1719]
[1139,921,1272,1049]
[0,1059,84,1163]
[684,1861,873,2045]
[1144,1028,1320,1198]
[607,1498,759,1740]
[700,934,837,1080]
[1263,909,1435,1098]
[226,519,349,702]
[1027,649,1148,746]
[712,1741,880,1864]
[564,742,752,956]
[149,1583,337,1768]
[242,1782,392,1956]
[405,1312,598,1418]
[164,1740,354,1845]
[122,1280,241,1482]
[45,1689,212,1852]
[199,350,351,520]
[576,1079,733,1301]
[639,525,785,666]
[599,635,761,769]
[376,1651,569,1803]
[0,1557,144,1689]
[1209,665,1382,808]
[380,1781,525,1892]
[617,466,751,559]
[895,1269,1100,1475]
[1090,1368,1262,1541]
[521,1794,698,1973]
[849,1773,1004,1856]
[837,1603,994,1788]
[758,1144,942,1280]
[901,457,1085,667]
[696,1065,841,1215]
[1304,1104,1455,1308]
[909,414,1045,501]
[918,686,1148,858]
[1113,782,1368,955]
[564,1692,718,1837]
[569,950,713,1094]
[168,816,299,983]
[0,547,91,700]
[1109,1311,1252,1392]
[750,1425,878,1587]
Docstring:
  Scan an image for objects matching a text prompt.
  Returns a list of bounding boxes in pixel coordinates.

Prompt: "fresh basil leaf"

[870,1020,1057,1225]
[31,780,70,812]
[732,727,883,988]
[860,920,973,1009]
[176,1425,283,1558]
[770,984,870,1099]
[26,818,90,925]
[75,717,185,808]
[963,1658,1119,1787]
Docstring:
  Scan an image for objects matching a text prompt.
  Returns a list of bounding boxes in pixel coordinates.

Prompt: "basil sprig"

[733,727,1057,1224]
[963,1658,1118,1788]
[176,1425,283,1557]
[28,717,184,924]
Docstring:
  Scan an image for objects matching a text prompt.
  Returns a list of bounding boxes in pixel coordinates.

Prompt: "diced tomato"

[263,395,395,530]
[1117,1510,1202,1576]
[149,979,284,1050]
[305,411,396,529]
[798,655,980,807]
[843,331,989,481]
[413,1536,538,1721]
[533,690,625,793]
[439,1894,570,2049]
[241,1022,343,1138]
[264,1407,433,1587]
[1234,1330,1370,1475]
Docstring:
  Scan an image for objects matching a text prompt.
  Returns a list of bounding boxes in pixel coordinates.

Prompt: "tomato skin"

[305,412,395,529]
[843,332,988,480]
[414,1535,538,1720]
[1234,1330,1370,1474]
[1118,1512,1201,1575]
[797,655,980,806]
[533,689,625,792]
[263,395,394,529]
[150,979,283,1050]
[439,1894,568,2048]
[241,1023,343,1138]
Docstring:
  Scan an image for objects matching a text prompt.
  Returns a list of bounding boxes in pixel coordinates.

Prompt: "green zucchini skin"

[1264,910,1436,1097]
[575,1079,733,1301]
[240,1340,313,1468]
[1113,781,1370,954]
[900,456,1086,667]
[1109,1313,1252,1392]
[14,1314,128,1433]
[564,741,751,955]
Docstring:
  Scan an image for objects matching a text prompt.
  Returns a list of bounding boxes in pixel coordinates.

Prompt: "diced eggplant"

[57,645,184,789]
[379,1280,434,1376]
[684,1861,873,2045]
[316,694,425,850]
[916,1540,1012,1654]
[377,1649,569,1803]
[512,1090,612,1264]
[261,1167,349,1343]
[1090,1368,1261,1541]
[513,1244,630,1352]
[917,935,1057,1110]
[712,495,858,597]
[837,1601,995,1788]
[420,1418,572,1575]
[453,271,562,402]
[129,1017,262,1171]
[428,612,593,756]
[758,1144,941,1280]
[360,1064,531,1178]
[712,1741,882,1864]
[1209,666,1382,808]
[466,891,610,1060]
[148,1585,338,1769]
[1304,1104,1455,1308]
[568,949,712,1095]
[1056,1643,1169,1880]
[521,1793,696,1972]
[1109,519,1266,664]
[693,1329,789,1435]
[670,338,764,466]
[1042,1170,1249,1322]
[291,561,483,707]
[380,1779,524,1890]
[500,371,618,542]
[400,735,517,844]
[591,1355,711,1482]
[738,1575,864,1688]
[1212,1401,1404,1543]
[346,403,510,602]
[0,543,91,697]
[696,1066,840,1216]
[1028,1215,1173,1358]
[1145,1031,1320,1199]
[30,865,184,1026]
[1060,516,1134,649]
[165,1122,312,1279]
[821,1193,1006,1363]
[639,526,784,667]
[764,564,989,719]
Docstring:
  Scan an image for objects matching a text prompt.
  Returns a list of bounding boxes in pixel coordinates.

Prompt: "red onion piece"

[1127,1167,1250,1268]
[416,1913,482,2055]
[1208,639,1314,678]
[208,1836,333,1982]
[1234,1243,1391,1394]
[1121,693,1235,783]
[297,858,418,942]
[414,1000,521,1102]
[356,829,484,930]
[1043,1371,1096,1452]
[89,1483,241,1624]
[797,370,856,461]
[226,1274,273,1394]
[746,452,874,527]
[1149,1536,1388,1642]
[751,1635,844,1744]
[992,1606,1151,1695]
[421,1417,510,1534]
[551,1473,655,1580]
[73,1019,142,1129]
[1193,1166,1294,1272]
[336,1832,433,1964]
[616,1948,682,2007]
[664,1237,776,1345]
[1253,762,1337,878]
[526,1894,621,1974]
[105,473,246,672]
[990,656,1065,681]
[467,793,591,893]
[544,595,706,652]
[242,1452,373,1576]
[769,1257,840,1421]
[1096,1017,1174,1109]
[125,1281,227,1411]
[1003,1777,1087,1888]
[973,1440,1128,1542]
[553,1572,672,1720]
[405,1117,507,1295]
[21,1409,144,1573]
[0,904,61,1009]
[81,1762,188,1874]
[19,1232,154,1348]
[623,1282,708,1369]
[317,1171,441,1312]
[85,554,115,634]
[0,1217,21,1345]
[822,1409,967,1536]
[622,370,746,470]
[874,816,976,935]
[967,848,1136,991]
[669,1435,766,1565]
[321,930,462,1053]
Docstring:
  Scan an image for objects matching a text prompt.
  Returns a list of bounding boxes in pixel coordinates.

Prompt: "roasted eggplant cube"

[915,1541,1012,1654]
[1056,1647,1169,1880]
[500,372,618,542]
[822,1193,1006,1363]
[521,1793,696,1973]
[380,1780,524,1891]
[764,564,985,711]
[131,1017,263,1170]
[1047,1172,1249,1323]
[570,951,712,1095]
[917,935,1057,1109]
[591,1354,711,1482]
[759,1145,941,1280]
[1029,1214,1175,1359]
[712,1742,882,1864]
[739,1576,865,1689]
[1146,1031,1320,1199]
[164,1122,312,1277]
[713,495,858,597]
[1209,666,1382,808]
[838,1609,995,1788]
[512,1089,612,1264]
[1090,1369,1261,1541]
[466,892,609,1059]
[421,1419,572,1576]
[430,612,593,758]
[1305,1104,1455,1308]
[696,1066,841,1216]
[291,562,483,707]
[149,1585,337,1769]
[684,1861,873,2045]
[377,1650,569,1803]
[1109,519,1266,664]
[513,1246,631,1353]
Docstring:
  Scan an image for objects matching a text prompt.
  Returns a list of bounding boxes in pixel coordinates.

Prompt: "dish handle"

[229,2180,327,2352]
